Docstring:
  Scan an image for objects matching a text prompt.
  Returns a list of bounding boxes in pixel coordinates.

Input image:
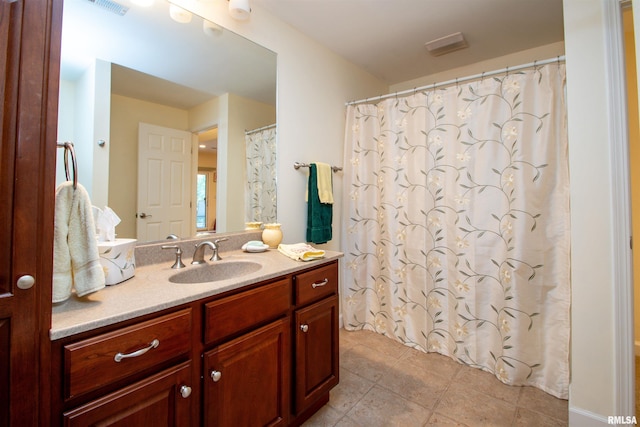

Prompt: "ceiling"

[251,0,565,86]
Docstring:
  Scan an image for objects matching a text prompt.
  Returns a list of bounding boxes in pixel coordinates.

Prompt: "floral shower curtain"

[245,126,277,223]
[343,64,569,398]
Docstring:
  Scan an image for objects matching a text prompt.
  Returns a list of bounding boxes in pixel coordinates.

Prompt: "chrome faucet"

[191,238,228,264]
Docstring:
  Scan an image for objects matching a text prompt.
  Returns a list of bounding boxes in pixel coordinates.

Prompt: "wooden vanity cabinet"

[203,318,291,427]
[51,309,196,426]
[291,262,340,421]
[62,361,193,426]
[51,260,340,426]
[202,277,292,426]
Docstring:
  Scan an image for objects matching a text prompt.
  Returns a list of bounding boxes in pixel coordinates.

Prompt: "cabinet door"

[203,317,290,427]
[294,295,339,414]
[62,362,193,427]
[0,0,60,425]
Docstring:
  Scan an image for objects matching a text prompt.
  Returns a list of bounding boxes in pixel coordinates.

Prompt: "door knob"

[211,370,222,382]
[138,212,152,218]
[16,275,35,290]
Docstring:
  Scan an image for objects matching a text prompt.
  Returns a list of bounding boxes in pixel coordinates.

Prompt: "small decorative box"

[97,238,137,285]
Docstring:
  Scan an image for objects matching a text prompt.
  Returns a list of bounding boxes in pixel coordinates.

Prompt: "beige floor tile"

[345,385,432,427]
[400,347,462,382]
[340,344,402,383]
[426,412,470,426]
[436,382,517,427]
[512,407,568,427]
[303,329,569,427]
[516,386,568,423]
[343,329,409,360]
[334,414,368,427]
[376,359,450,410]
[327,368,375,415]
[452,365,521,405]
[339,328,362,351]
[303,404,347,427]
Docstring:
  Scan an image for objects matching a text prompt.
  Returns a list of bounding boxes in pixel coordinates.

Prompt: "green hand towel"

[306,164,332,244]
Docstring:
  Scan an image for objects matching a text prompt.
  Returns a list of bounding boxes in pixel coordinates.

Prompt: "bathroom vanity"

[49,246,341,426]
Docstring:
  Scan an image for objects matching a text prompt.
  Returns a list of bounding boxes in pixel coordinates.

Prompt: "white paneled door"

[137,123,194,242]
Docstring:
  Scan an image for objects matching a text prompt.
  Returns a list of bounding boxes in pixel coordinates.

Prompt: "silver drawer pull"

[114,339,160,362]
[211,370,222,382]
[300,324,309,333]
[312,278,329,289]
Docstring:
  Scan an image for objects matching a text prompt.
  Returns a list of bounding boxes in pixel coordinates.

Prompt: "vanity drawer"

[63,308,192,399]
[294,262,338,306]
[204,278,291,345]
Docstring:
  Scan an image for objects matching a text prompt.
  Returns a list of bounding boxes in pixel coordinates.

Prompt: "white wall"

[56,59,111,207]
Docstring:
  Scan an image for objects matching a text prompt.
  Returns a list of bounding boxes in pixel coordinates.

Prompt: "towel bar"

[294,162,342,172]
[56,142,78,189]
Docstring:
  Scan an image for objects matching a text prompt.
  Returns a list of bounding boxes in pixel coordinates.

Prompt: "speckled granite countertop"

[50,247,343,341]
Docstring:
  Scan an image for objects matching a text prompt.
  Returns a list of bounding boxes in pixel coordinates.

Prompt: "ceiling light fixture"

[228,0,251,21]
[169,4,192,23]
[425,32,468,56]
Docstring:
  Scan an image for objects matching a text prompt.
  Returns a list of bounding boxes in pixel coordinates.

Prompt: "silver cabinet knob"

[16,275,35,290]
[211,370,222,382]
[179,385,192,398]
[300,324,309,333]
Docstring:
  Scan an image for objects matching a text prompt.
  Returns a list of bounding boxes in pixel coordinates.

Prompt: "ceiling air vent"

[425,32,468,57]
[87,0,129,16]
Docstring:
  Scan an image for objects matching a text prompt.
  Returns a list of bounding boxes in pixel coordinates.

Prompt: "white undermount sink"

[169,260,262,284]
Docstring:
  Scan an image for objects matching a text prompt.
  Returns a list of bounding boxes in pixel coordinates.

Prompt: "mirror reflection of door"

[196,170,216,231]
[197,127,218,232]
[196,173,208,231]
[137,122,193,241]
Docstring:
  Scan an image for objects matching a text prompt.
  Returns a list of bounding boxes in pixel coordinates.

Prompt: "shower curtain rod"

[245,123,276,135]
[346,55,566,106]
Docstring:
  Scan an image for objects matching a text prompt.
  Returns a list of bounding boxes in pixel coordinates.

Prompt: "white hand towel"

[53,182,105,303]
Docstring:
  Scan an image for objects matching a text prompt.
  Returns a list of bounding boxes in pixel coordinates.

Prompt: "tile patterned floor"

[303,329,568,427]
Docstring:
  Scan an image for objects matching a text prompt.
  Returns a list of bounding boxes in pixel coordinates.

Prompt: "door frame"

[606,0,635,417]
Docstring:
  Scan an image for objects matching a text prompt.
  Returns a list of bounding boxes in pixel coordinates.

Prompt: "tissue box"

[97,238,136,285]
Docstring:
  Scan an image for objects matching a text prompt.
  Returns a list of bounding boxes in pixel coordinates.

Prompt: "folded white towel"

[53,182,105,303]
[278,243,325,262]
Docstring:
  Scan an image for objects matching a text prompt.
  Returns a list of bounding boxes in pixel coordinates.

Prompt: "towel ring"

[57,142,78,189]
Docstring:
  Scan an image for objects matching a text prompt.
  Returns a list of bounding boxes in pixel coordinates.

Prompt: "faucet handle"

[211,238,228,261]
[162,245,186,269]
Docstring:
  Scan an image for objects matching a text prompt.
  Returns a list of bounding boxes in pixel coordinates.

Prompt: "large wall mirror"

[57,0,277,243]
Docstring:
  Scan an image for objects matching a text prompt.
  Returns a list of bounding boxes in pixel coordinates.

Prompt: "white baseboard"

[569,407,610,426]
